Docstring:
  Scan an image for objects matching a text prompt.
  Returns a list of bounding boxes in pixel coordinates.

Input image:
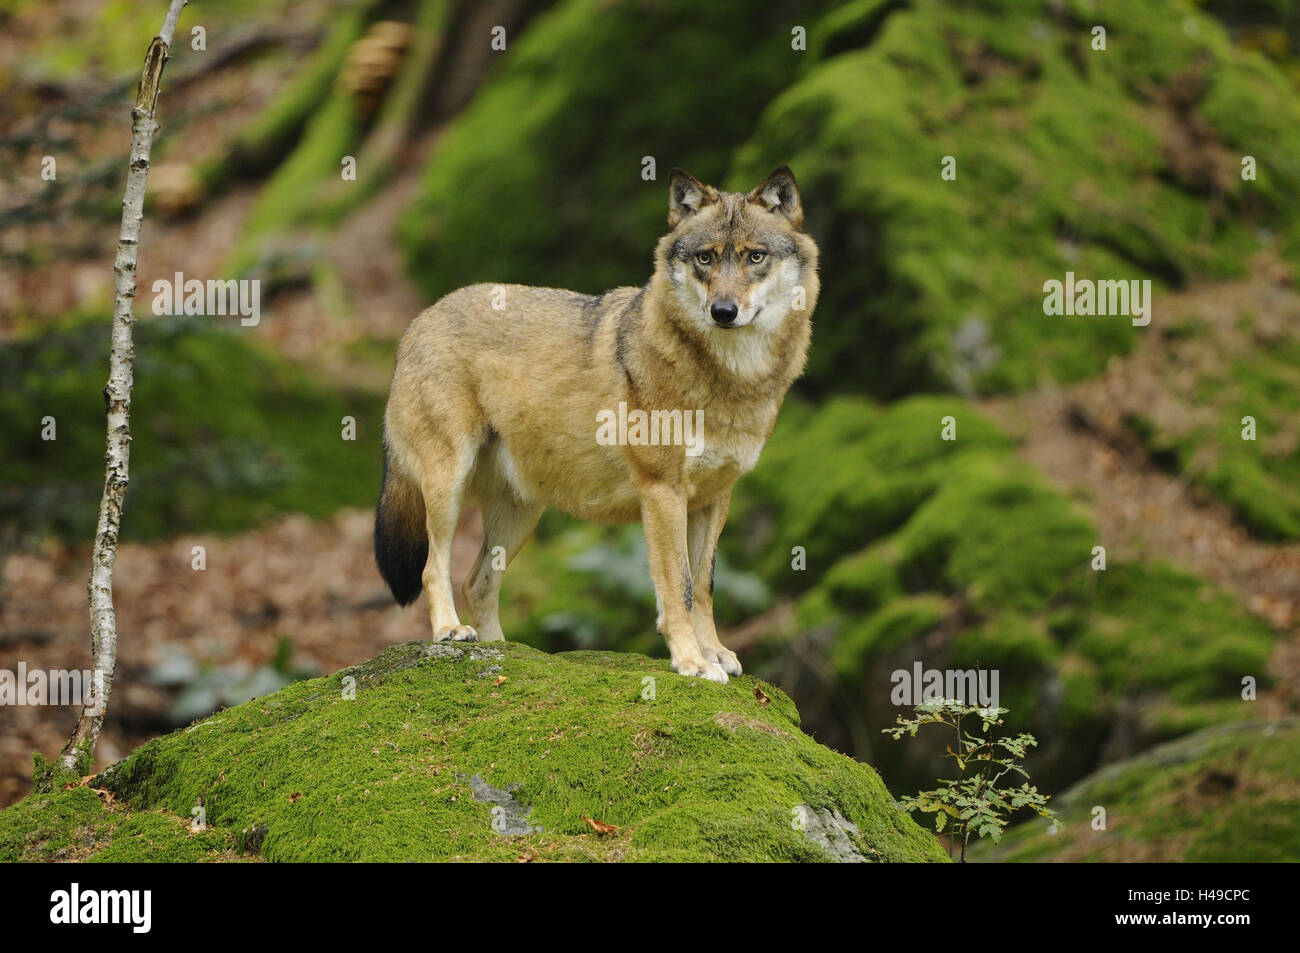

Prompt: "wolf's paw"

[435,624,478,643]
[714,647,743,677]
[699,644,743,678]
[672,657,729,684]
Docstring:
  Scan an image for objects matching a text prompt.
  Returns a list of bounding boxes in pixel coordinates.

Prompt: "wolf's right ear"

[748,166,803,229]
[667,168,717,228]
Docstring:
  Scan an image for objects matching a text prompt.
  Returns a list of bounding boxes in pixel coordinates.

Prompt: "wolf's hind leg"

[462,487,543,642]
[417,436,479,642]
[687,491,742,676]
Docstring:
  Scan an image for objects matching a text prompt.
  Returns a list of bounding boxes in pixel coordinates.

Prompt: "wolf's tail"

[374,446,427,606]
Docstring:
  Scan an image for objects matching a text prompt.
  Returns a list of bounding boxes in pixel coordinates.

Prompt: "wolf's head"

[655,166,818,336]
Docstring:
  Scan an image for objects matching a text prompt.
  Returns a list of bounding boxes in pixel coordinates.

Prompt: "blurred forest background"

[1,0,1299,861]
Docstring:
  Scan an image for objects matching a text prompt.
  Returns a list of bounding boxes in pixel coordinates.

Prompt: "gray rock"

[798,805,873,863]
[460,772,543,836]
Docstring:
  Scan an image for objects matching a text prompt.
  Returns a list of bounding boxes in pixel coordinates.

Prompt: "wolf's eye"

[695,251,712,266]
[748,250,767,264]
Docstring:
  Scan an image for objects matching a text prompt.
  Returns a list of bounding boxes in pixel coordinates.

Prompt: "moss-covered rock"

[0,642,947,862]
[732,0,1300,395]
[974,718,1300,862]
[721,396,1274,793]
[0,786,252,863]
[396,0,840,301]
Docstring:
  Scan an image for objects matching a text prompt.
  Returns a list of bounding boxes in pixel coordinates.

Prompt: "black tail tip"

[374,497,426,607]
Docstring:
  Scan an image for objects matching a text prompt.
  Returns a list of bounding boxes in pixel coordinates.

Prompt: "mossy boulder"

[396,0,839,302]
[722,396,1274,793]
[0,642,947,862]
[974,718,1300,862]
[732,0,1300,396]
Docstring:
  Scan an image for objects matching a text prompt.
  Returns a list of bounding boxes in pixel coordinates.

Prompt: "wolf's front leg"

[639,482,728,683]
[686,491,742,677]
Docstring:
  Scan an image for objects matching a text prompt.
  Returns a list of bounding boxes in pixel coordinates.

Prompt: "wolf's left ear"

[748,166,803,229]
[668,168,717,228]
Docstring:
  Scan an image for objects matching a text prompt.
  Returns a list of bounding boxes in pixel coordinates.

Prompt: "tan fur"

[376,167,819,682]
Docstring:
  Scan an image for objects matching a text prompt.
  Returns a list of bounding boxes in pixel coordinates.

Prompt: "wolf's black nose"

[710,301,739,325]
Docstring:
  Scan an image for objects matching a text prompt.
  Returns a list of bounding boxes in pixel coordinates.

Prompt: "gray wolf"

[374,166,818,683]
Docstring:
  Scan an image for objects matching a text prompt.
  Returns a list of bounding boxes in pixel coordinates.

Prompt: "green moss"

[196,5,377,197]
[831,595,949,677]
[397,0,841,301]
[227,93,365,279]
[0,786,244,863]
[1054,651,1106,722]
[1198,42,1300,236]
[32,751,84,794]
[17,0,302,82]
[728,395,1014,592]
[723,394,1274,793]
[1077,564,1275,702]
[304,0,455,225]
[887,453,1095,612]
[726,0,1300,395]
[0,643,947,863]
[977,719,1300,862]
[950,615,1061,676]
[89,810,248,863]
[0,313,383,542]
[0,787,107,861]
[1129,343,1300,540]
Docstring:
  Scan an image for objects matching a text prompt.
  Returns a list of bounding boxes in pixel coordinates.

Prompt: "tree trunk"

[56,0,189,779]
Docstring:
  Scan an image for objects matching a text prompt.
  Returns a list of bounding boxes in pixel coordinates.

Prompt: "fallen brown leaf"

[583,816,620,835]
[753,684,770,706]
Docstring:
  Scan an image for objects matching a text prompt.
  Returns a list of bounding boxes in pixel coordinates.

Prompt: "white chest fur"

[687,427,765,478]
